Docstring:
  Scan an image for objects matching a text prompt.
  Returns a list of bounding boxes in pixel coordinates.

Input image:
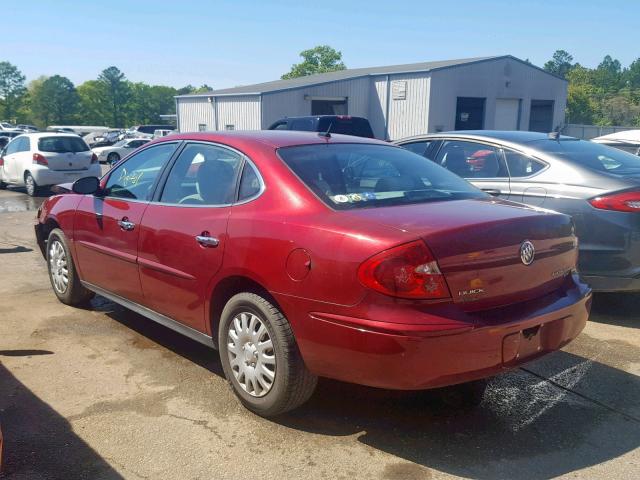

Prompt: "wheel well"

[36,218,60,257]
[209,276,278,342]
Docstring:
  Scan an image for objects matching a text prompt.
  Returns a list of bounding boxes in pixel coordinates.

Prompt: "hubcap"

[227,312,276,397]
[49,240,69,294]
[26,175,34,195]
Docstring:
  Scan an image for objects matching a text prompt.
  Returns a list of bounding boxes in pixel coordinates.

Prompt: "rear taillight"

[33,153,48,166]
[357,240,451,299]
[589,191,640,212]
[91,153,98,164]
[0,157,3,167]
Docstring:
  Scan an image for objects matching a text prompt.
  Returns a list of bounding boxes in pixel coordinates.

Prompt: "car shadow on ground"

[94,296,640,480]
[0,361,123,479]
[590,292,640,328]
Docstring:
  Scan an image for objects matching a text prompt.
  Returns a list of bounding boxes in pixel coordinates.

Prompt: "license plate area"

[502,318,568,365]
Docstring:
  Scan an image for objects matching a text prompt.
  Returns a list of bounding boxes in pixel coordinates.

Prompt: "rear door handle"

[195,232,219,248]
[118,218,135,231]
[481,188,502,197]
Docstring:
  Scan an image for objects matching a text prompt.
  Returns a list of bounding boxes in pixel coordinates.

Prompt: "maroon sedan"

[35,131,591,416]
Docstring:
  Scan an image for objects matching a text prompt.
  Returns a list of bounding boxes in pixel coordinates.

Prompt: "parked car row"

[34,130,591,417]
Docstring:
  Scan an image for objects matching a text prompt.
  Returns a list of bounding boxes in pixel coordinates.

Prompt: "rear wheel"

[218,292,317,417]
[24,172,38,197]
[46,228,94,306]
[107,152,120,165]
[0,180,6,189]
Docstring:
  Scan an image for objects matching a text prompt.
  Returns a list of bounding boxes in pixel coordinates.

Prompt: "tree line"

[544,50,640,126]
[0,62,211,128]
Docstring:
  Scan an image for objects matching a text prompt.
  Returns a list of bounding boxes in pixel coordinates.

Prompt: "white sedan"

[93,138,150,165]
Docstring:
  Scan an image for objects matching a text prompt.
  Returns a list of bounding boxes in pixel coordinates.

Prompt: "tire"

[24,172,38,197]
[107,152,120,165]
[46,228,94,306]
[440,379,489,409]
[0,180,6,190]
[218,292,317,417]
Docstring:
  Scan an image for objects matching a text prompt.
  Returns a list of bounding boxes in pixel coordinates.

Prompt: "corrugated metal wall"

[427,58,567,133]
[176,97,215,132]
[176,95,261,132]
[216,96,262,130]
[384,73,430,140]
[261,77,371,129]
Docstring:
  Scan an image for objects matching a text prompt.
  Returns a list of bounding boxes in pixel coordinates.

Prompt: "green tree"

[593,55,622,92]
[0,61,27,122]
[77,80,110,125]
[282,45,346,79]
[543,50,574,78]
[623,58,640,88]
[30,75,79,126]
[566,83,597,124]
[98,66,131,127]
[127,83,177,124]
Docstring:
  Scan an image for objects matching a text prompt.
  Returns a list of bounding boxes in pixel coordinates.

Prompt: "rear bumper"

[295,283,592,390]
[31,164,102,187]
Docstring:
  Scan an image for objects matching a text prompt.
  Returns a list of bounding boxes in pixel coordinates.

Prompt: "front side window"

[278,143,486,210]
[4,137,20,155]
[104,143,177,200]
[402,141,431,156]
[434,140,507,179]
[504,149,546,178]
[160,143,242,205]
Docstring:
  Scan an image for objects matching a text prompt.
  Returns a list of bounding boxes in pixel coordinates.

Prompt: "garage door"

[494,99,520,130]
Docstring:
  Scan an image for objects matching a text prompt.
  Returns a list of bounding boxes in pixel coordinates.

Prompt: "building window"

[225,125,235,131]
[311,99,347,115]
[198,124,207,132]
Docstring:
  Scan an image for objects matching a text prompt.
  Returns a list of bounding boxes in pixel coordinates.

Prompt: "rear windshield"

[317,118,374,138]
[531,139,640,174]
[38,136,90,153]
[278,143,486,210]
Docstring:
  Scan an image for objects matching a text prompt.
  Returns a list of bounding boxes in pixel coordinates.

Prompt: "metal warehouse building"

[175,55,567,140]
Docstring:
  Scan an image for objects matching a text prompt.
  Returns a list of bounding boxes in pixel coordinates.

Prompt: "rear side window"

[278,143,486,210]
[4,138,20,154]
[238,163,262,200]
[160,143,242,205]
[38,136,89,153]
[504,150,546,177]
[104,143,177,200]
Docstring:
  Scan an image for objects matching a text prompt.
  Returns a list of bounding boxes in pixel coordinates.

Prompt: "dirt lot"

[0,186,639,480]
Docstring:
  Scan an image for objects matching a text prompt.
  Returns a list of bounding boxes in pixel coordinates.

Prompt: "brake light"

[91,153,98,164]
[33,153,48,166]
[589,191,640,212]
[357,240,450,299]
[0,157,3,167]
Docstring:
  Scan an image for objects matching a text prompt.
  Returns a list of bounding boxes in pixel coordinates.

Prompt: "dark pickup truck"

[268,115,375,138]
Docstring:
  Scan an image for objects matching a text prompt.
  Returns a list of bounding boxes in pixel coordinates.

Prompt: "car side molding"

[80,281,217,349]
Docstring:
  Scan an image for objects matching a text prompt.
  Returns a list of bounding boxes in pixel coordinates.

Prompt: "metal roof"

[177,55,560,99]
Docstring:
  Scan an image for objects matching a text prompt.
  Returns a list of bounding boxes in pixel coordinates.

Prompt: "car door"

[2,137,21,182]
[503,148,548,207]
[73,142,179,303]
[433,139,511,199]
[137,142,245,332]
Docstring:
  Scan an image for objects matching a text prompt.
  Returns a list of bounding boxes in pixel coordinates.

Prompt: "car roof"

[160,130,389,149]
[21,132,81,139]
[401,130,577,143]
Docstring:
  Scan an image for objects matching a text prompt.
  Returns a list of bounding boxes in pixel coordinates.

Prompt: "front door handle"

[118,217,135,231]
[482,188,502,197]
[195,232,219,248]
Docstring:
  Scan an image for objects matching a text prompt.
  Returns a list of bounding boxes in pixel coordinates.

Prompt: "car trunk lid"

[345,198,578,311]
[37,136,92,171]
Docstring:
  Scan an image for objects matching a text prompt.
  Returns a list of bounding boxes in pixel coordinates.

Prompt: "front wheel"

[218,292,317,417]
[46,228,94,306]
[24,172,38,197]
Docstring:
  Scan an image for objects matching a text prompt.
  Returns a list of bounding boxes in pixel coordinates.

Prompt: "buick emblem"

[520,240,535,266]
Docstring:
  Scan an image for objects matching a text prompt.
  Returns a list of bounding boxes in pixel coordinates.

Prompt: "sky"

[5,0,639,90]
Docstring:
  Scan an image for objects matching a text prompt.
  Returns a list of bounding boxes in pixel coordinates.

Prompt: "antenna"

[319,122,332,139]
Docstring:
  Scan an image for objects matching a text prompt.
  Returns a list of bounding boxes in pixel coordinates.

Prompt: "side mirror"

[72,176,100,195]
